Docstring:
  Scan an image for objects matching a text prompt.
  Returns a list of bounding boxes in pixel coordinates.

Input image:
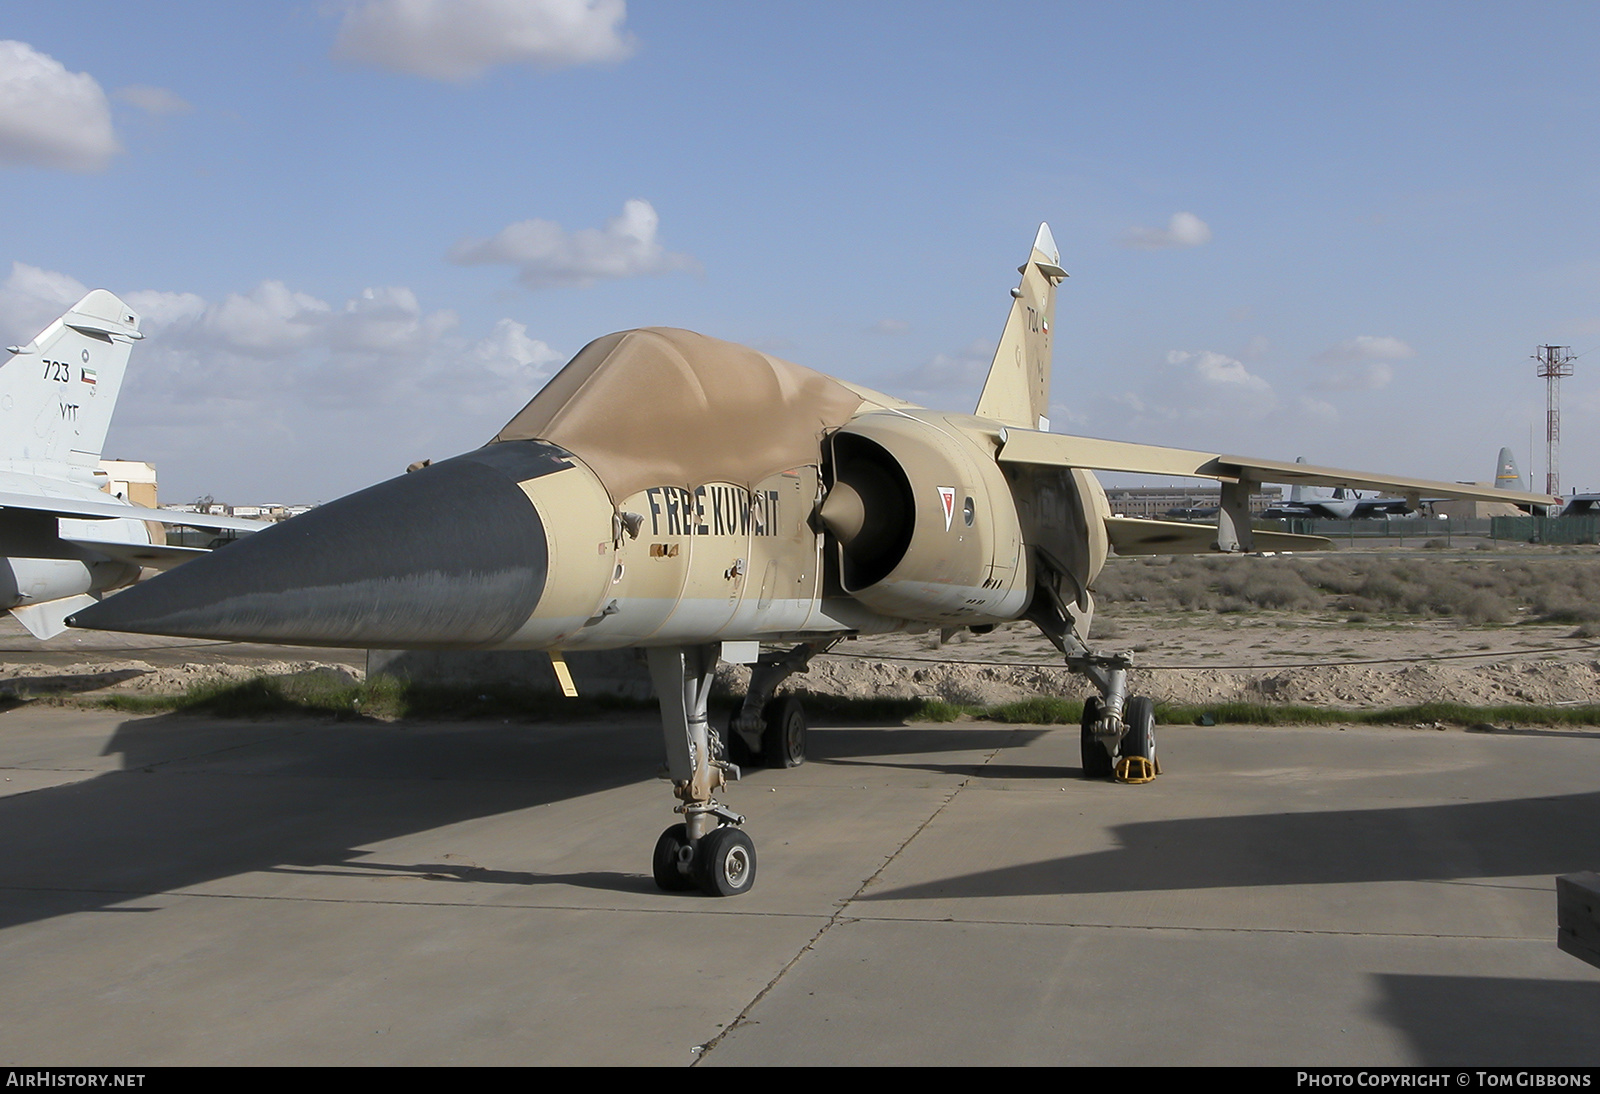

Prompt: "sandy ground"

[778,613,1600,709]
[2,602,1596,713]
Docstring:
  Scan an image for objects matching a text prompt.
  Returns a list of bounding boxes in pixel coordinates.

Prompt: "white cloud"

[123,289,207,329]
[1242,334,1271,359]
[1045,399,1089,428]
[332,0,635,81]
[0,262,88,343]
[1169,348,1264,388]
[870,318,909,335]
[1,262,581,501]
[115,85,193,115]
[468,318,563,379]
[1292,395,1340,423]
[454,318,565,416]
[197,282,333,357]
[1115,349,1278,423]
[1122,211,1212,251]
[449,199,698,289]
[919,341,992,384]
[885,338,994,406]
[0,41,119,171]
[1312,335,1414,391]
[331,286,459,355]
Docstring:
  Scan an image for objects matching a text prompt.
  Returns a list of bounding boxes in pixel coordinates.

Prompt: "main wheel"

[1080,695,1113,778]
[760,695,806,768]
[652,823,696,892]
[1121,695,1156,767]
[1117,695,1158,782]
[693,825,757,897]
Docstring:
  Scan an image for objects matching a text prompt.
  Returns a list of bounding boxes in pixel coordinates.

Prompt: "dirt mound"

[0,659,363,698]
[5,610,1596,713]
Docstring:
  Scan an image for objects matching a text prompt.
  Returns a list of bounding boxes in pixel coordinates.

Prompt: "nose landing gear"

[646,644,765,897]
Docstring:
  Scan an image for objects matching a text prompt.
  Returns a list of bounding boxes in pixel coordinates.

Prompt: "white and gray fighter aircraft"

[0,290,263,638]
[70,228,1554,896]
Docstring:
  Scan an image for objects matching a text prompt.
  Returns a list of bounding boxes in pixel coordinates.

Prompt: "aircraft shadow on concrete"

[863,791,1600,899]
[822,756,1071,780]
[0,715,1056,928]
[1376,974,1600,1065]
[265,859,656,896]
[1466,723,1600,742]
[805,724,1048,765]
[0,710,671,930]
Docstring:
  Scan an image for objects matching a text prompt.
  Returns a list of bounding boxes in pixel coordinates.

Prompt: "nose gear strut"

[646,644,757,896]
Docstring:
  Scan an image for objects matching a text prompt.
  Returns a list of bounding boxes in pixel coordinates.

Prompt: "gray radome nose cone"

[70,442,564,647]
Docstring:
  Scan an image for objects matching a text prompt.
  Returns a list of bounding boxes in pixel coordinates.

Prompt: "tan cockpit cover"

[493,328,867,503]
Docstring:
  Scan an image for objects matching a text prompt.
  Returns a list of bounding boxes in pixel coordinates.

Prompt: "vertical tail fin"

[1288,455,1308,504]
[1495,447,1523,492]
[975,223,1068,431]
[0,290,141,474]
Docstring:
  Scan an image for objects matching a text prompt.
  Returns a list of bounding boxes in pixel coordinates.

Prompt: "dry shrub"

[1217,566,1320,610]
[1094,551,1600,625]
[1457,589,1512,624]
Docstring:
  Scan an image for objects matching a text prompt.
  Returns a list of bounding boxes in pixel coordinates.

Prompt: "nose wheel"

[693,826,757,896]
[653,822,758,896]
[651,824,698,892]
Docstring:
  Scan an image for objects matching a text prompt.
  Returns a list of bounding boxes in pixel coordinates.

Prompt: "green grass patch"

[983,696,1085,724]
[1153,700,1600,727]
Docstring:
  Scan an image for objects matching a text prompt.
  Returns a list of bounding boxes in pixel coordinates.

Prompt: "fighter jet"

[0,290,263,638]
[69,227,1554,896]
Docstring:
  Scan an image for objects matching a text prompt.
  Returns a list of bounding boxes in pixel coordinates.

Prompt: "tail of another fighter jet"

[975,224,1069,432]
[1,290,143,478]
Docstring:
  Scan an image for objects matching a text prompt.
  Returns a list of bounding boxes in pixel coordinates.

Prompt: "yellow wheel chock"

[1114,756,1160,784]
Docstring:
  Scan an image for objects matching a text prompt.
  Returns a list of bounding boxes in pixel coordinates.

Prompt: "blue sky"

[2,2,1597,503]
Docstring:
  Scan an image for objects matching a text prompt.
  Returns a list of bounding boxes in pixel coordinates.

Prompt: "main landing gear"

[645,642,827,897]
[1027,575,1161,785]
[1069,650,1160,785]
[725,641,831,770]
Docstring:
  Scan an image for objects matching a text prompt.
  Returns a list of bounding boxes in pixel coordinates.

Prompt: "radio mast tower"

[1535,345,1574,497]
